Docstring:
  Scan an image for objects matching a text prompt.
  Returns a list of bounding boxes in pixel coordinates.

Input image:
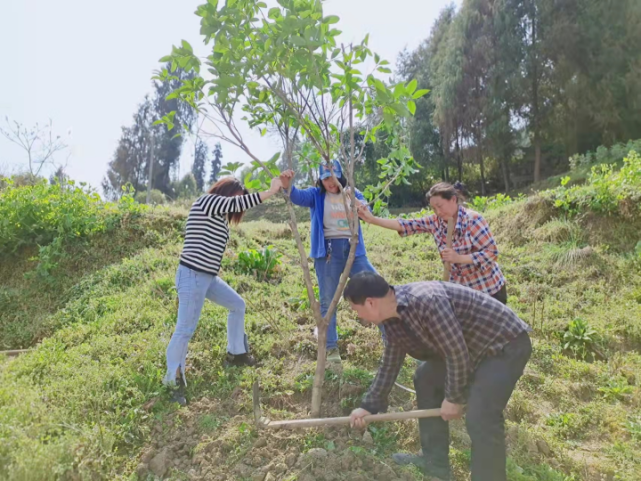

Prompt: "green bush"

[0,179,144,278]
[134,189,166,205]
[546,150,641,216]
[469,192,524,212]
[598,377,633,402]
[568,139,641,172]
[288,285,319,311]
[559,318,598,360]
[236,246,282,280]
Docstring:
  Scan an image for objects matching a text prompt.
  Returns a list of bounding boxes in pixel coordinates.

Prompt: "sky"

[0,0,459,193]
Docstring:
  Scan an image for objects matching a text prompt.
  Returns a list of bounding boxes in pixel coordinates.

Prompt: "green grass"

[1,194,641,480]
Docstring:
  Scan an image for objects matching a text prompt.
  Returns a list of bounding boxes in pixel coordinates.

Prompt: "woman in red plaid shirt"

[357,182,507,304]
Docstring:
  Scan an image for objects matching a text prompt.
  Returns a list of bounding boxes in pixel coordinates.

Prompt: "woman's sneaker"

[224,333,257,367]
[165,378,187,407]
[225,352,257,367]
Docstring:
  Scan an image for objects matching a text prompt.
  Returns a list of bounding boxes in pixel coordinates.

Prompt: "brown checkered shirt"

[361,281,530,414]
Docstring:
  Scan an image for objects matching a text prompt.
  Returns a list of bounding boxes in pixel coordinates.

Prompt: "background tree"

[192,139,208,192]
[49,165,70,189]
[403,0,641,193]
[102,65,197,199]
[0,117,68,178]
[209,142,223,184]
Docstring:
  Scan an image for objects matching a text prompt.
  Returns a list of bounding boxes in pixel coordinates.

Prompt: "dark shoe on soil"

[166,377,187,407]
[392,453,450,481]
[224,352,257,367]
[224,333,257,367]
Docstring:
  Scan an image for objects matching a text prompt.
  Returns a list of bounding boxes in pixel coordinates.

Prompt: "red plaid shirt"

[397,206,505,295]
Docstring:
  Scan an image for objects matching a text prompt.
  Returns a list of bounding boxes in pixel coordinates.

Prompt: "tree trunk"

[501,155,510,192]
[531,8,542,183]
[477,122,486,196]
[311,322,328,415]
[533,137,541,182]
[455,129,463,181]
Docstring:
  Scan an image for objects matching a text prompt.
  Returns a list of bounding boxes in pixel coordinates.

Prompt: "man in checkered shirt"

[346,272,532,481]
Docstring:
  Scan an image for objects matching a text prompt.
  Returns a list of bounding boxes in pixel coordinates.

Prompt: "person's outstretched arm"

[280,169,317,208]
[357,205,404,232]
[199,177,282,217]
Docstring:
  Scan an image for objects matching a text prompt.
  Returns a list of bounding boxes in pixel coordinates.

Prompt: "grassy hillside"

[2,166,641,480]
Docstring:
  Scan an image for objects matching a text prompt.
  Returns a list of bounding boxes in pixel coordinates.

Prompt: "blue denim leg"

[314,239,383,349]
[205,276,247,355]
[314,255,342,350]
[164,265,213,385]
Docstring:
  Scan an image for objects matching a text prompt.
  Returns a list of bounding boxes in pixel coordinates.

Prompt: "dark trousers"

[491,284,508,305]
[413,331,531,481]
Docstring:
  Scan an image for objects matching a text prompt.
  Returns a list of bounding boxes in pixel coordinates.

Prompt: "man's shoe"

[225,352,257,367]
[392,453,450,481]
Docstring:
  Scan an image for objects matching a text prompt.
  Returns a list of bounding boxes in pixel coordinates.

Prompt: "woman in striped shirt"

[357,181,507,304]
[164,175,283,405]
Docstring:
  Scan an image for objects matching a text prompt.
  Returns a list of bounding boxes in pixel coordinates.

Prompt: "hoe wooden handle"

[261,408,442,429]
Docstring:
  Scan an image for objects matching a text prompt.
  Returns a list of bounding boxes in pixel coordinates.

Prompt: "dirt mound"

[135,394,415,481]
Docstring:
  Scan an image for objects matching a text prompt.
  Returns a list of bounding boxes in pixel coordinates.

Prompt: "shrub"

[0,179,144,279]
[598,377,633,402]
[236,246,282,280]
[559,318,598,360]
[288,285,319,311]
[469,193,524,212]
[545,150,641,216]
[134,189,166,205]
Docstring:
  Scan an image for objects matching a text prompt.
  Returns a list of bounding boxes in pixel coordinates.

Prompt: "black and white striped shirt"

[179,192,262,275]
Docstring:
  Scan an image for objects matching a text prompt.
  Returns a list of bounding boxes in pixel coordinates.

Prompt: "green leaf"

[257,1,267,7]
[289,36,307,47]
[407,100,416,115]
[267,152,281,164]
[268,7,281,19]
[331,48,340,59]
[323,15,340,24]
[378,67,392,74]
[407,79,417,94]
[261,128,267,137]
[181,40,193,53]
[412,89,429,99]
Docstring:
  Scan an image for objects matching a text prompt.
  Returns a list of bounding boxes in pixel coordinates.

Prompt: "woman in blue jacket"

[280,161,381,365]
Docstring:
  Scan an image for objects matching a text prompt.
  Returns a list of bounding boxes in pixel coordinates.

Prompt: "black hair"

[344,272,391,305]
[426,181,468,204]
[316,174,347,193]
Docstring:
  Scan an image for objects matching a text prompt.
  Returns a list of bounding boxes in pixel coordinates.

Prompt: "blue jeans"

[164,264,247,385]
[314,238,381,350]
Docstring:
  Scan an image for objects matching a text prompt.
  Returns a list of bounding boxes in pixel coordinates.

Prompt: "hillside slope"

[1,193,640,480]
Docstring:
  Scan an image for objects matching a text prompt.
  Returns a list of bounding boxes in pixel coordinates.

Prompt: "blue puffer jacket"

[289,186,368,259]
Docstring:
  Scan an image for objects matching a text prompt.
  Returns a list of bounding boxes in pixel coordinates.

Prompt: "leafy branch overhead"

[154,0,427,212]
